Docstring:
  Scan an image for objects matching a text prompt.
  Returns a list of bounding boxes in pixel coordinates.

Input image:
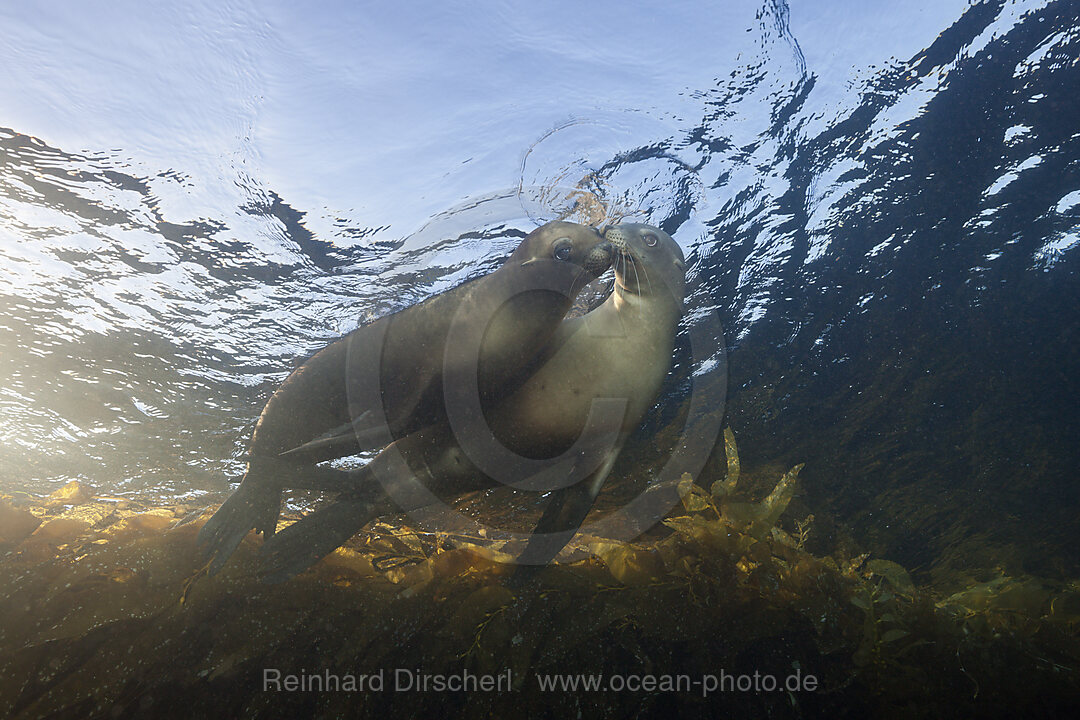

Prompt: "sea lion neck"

[612,273,684,321]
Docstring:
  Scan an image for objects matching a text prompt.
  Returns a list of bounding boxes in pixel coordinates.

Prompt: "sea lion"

[197,221,614,573]
[258,223,686,582]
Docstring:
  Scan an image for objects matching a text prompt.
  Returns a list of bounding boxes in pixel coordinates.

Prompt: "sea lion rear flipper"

[508,447,621,586]
[258,496,382,583]
[259,425,470,582]
[196,477,282,575]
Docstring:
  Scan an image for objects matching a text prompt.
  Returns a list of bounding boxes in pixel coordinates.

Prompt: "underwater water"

[2,0,1079,717]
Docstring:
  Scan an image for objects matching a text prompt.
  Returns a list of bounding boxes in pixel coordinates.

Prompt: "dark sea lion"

[198,221,614,572]
[258,223,686,582]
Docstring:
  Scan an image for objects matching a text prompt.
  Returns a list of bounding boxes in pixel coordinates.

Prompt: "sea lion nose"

[585,241,614,269]
[601,224,627,249]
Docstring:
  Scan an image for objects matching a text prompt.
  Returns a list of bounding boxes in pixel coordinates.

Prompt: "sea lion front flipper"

[508,446,622,586]
[276,411,396,463]
[277,425,356,459]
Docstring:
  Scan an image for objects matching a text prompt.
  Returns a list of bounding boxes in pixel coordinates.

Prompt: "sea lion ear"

[674,258,686,270]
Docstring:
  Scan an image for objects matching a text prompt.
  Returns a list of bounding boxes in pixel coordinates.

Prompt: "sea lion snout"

[601,223,637,262]
[601,224,640,254]
[602,223,687,298]
[583,240,615,276]
[600,224,623,246]
[603,223,684,262]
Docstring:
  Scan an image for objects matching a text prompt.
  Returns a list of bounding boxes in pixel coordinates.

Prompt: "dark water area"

[2,0,1080,716]
[709,0,1080,582]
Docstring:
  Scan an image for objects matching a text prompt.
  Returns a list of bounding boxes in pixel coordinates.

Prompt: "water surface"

[1,0,1078,579]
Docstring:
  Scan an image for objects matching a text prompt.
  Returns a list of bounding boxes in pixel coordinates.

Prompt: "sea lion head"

[511,221,613,295]
[602,223,687,299]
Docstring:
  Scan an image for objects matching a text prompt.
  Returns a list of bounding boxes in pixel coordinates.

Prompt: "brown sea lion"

[197,221,614,573]
[258,223,686,582]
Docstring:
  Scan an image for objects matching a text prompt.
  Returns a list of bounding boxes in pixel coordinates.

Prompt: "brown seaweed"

[2,443,1078,720]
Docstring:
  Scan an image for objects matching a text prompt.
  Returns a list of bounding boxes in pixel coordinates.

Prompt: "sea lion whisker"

[638,254,653,296]
[629,252,643,297]
[571,257,588,296]
[616,250,628,288]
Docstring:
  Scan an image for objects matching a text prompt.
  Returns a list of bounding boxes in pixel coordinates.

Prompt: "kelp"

[2,436,1079,719]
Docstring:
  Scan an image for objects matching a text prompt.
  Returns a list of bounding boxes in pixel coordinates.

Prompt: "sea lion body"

[198,221,613,571]
[259,223,687,581]
[489,233,684,459]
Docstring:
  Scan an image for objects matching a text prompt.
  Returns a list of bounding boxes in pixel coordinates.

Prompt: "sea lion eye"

[553,240,573,261]
[643,233,658,247]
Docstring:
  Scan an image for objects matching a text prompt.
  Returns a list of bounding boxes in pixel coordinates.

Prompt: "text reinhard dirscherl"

[262,668,820,696]
[263,668,511,693]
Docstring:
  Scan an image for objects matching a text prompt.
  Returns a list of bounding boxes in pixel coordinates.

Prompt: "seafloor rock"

[44,480,95,507]
[0,500,42,555]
